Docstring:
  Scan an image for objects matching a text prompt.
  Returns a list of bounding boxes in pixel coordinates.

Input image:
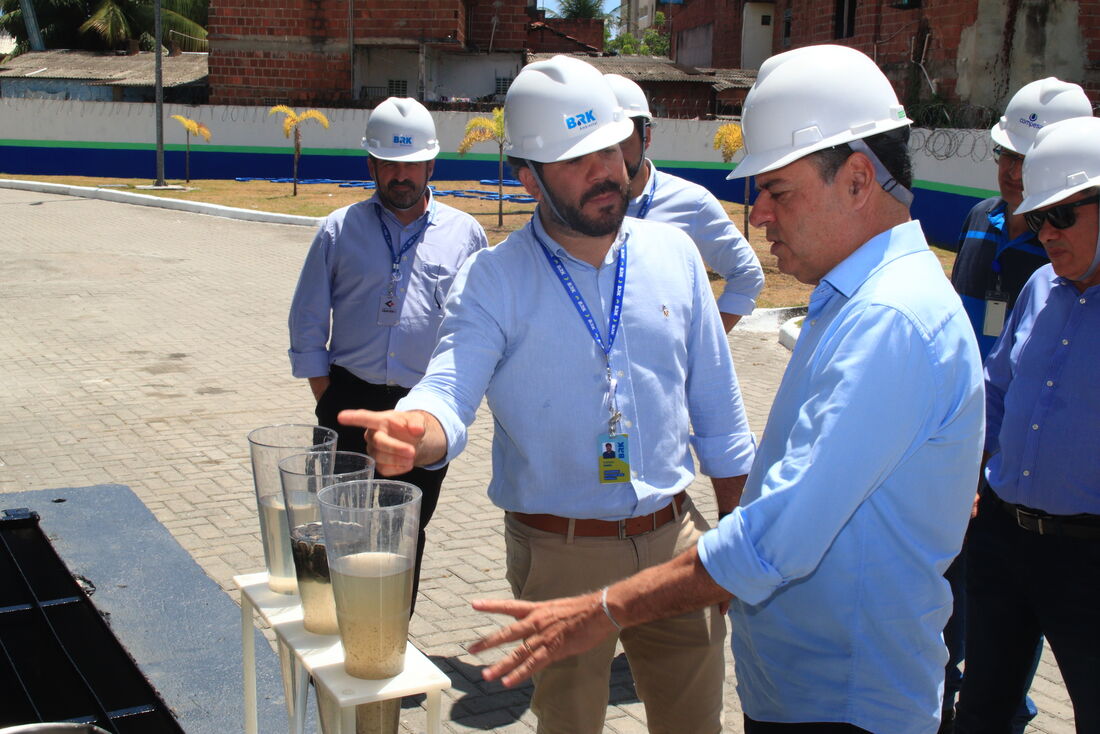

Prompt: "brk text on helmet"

[565,110,597,131]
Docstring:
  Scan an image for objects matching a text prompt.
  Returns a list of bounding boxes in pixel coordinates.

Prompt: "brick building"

[668,0,1100,121]
[208,0,532,106]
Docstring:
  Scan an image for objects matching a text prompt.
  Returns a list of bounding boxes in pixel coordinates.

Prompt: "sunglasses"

[1024,194,1100,233]
[992,145,1024,167]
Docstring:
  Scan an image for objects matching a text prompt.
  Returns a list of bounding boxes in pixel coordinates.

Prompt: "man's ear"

[424,159,435,182]
[644,125,652,151]
[517,166,543,201]
[367,156,377,181]
[844,152,876,208]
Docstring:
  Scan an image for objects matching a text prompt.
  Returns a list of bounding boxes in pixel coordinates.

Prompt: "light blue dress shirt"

[287,192,488,387]
[698,221,985,732]
[397,211,756,519]
[984,265,1100,515]
[627,160,764,316]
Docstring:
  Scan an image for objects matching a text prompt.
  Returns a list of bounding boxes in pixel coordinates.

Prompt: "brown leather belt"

[512,491,687,539]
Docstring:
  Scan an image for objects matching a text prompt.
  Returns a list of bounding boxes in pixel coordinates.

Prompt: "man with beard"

[467,46,983,734]
[604,73,763,331]
[339,55,754,734]
[287,96,487,608]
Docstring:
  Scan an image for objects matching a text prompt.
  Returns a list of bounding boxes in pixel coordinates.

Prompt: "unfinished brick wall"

[669,0,742,69]
[208,0,529,105]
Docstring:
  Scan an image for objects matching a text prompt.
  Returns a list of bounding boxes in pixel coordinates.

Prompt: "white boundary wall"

[0,97,998,194]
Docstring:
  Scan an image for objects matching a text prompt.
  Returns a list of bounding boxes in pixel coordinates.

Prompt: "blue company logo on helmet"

[1019,112,1043,130]
[564,109,597,131]
[392,134,415,146]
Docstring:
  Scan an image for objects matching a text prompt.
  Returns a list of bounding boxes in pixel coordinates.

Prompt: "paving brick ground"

[0,186,1072,733]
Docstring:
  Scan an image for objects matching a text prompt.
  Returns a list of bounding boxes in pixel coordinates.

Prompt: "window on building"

[783,8,792,48]
[834,0,857,39]
[761,14,771,26]
[495,77,513,96]
[387,79,408,97]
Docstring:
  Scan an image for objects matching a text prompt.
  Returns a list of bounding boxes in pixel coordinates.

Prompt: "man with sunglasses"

[953,115,1100,733]
[938,77,1091,731]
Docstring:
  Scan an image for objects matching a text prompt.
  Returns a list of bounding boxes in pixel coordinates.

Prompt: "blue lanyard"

[535,229,628,434]
[634,164,659,220]
[534,232,627,358]
[375,202,433,286]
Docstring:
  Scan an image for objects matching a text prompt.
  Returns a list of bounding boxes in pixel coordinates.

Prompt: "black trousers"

[315,365,447,614]
[743,717,871,733]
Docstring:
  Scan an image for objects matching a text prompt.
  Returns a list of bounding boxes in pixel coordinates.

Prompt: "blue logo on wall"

[565,110,597,131]
[393,135,414,146]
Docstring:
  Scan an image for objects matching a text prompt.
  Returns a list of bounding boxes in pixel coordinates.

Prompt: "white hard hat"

[991,77,1092,155]
[727,44,911,180]
[504,55,634,164]
[1016,116,1100,214]
[604,73,652,120]
[362,97,439,162]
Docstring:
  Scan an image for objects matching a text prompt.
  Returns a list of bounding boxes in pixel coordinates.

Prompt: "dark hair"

[807,126,912,191]
[506,156,529,177]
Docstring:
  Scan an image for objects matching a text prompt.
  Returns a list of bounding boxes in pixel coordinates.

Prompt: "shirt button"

[1062,339,1069,345]
[389,352,395,357]
[1032,424,1039,430]
[1023,470,1031,477]
[400,287,405,292]
[1046,380,1054,387]
[402,255,408,261]
[811,319,817,326]
[624,419,633,428]
[617,370,625,377]
[1080,298,1087,304]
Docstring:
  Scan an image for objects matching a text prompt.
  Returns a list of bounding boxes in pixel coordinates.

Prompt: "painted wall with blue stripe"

[0,98,998,246]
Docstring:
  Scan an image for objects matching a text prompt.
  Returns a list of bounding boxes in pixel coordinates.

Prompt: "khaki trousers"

[504,495,726,734]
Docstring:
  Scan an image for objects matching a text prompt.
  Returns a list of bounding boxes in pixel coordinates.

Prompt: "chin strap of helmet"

[526,160,569,228]
[848,138,914,209]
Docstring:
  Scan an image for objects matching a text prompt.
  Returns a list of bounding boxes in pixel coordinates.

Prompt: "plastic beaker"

[247,424,337,594]
[278,451,375,635]
[317,480,422,680]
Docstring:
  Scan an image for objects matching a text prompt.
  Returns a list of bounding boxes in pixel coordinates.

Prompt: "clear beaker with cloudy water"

[247,424,337,594]
[318,480,422,734]
[278,450,375,635]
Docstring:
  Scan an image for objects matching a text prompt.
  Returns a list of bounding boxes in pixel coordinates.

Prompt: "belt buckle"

[617,519,628,540]
[1014,507,1045,535]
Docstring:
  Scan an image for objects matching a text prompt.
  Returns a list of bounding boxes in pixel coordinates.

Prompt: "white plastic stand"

[235,572,451,734]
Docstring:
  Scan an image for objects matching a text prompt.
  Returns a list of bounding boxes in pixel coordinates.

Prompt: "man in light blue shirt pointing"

[469,45,984,734]
[340,55,754,734]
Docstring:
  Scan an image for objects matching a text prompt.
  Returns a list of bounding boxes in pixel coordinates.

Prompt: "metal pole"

[17,0,45,51]
[154,0,166,186]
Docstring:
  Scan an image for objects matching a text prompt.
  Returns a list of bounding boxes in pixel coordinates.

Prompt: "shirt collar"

[821,219,927,299]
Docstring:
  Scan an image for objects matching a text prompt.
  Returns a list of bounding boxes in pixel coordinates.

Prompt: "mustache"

[387,180,414,190]
[580,180,625,207]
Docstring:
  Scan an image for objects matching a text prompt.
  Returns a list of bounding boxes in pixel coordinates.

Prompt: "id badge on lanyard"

[375,202,431,326]
[535,230,632,484]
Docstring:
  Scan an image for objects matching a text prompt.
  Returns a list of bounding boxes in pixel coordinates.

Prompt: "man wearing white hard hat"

[287,96,488,609]
[604,73,764,331]
[469,45,984,734]
[940,76,1092,732]
[953,115,1100,734]
[341,55,754,733]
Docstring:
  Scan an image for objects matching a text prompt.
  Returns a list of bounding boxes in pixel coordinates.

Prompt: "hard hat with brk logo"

[362,97,440,162]
[504,55,633,164]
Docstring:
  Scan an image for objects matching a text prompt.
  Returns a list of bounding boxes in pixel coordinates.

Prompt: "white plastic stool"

[235,572,451,734]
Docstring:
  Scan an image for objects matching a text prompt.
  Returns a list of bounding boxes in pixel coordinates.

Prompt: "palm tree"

[458,107,507,226]
[714,123,750,232]
[79,0,208,51]
[268,105,330,196]
[0,0,96,56]
[170,114,210,182]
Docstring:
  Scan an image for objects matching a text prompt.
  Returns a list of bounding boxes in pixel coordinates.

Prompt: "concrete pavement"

[0,186,1071,732]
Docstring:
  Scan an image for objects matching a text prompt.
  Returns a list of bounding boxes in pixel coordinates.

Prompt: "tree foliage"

[712,123,743,163]
[458,107,507,226]
[557,0,603,20]
[606,11,669,56]
[0,0,208,56]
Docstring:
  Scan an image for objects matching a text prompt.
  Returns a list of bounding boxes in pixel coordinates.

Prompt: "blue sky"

[538,0,620,18]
